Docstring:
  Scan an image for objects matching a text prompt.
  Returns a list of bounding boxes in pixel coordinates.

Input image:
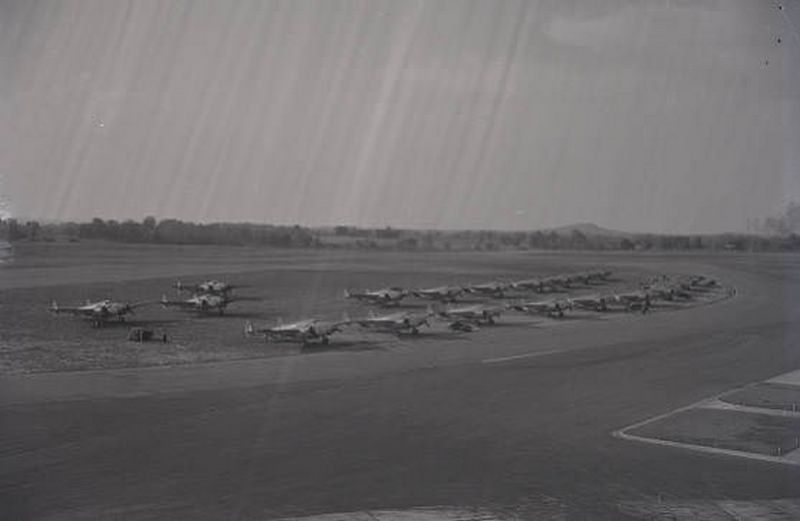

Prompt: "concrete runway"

[1,253,799,520]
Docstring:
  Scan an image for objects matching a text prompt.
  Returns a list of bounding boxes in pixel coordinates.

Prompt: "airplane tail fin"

[160,294,170,307]
[244,321,254,337]
[343,289,351,299]
[50,300,59,313]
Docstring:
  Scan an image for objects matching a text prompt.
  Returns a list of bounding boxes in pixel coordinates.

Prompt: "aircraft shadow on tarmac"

[298,339,384,354]
[187,310,265,320]
[85,318,182,329]
[559,313,610,321]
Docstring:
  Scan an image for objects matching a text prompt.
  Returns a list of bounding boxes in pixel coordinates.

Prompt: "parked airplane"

[640,283,692,301]
[612,291,652,313]
[161,293,237,315]
[411,285,464,303]
[49,299,152,327]
[245,317,348,346]
[173,279,243,295]
[510,278,557,293]
[463,281,510,298]
[435,303,506,325]
[352,309,432,335]
[511,299,567,318]
[587,269,614,281]
[567,294,610,312]
[540,275,573,289]
[688,275,718,288]
[344,287,408,306]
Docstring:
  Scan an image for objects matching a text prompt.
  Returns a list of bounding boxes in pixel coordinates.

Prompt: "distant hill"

[546,222,633,238]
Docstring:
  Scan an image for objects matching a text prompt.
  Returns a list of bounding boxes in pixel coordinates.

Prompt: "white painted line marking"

[270,506,505,520]
[767,369,800,387]
[481,349,564,364]
[701,398,800,419]
[614,367,800,466]
[613,430,800,466]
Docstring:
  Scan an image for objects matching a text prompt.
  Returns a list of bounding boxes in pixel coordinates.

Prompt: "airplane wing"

[49,301,93,316]
[129,300,157,311]
[160,295,197,309]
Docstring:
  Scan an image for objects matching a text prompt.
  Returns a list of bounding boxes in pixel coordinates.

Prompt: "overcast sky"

[1,0,798,233]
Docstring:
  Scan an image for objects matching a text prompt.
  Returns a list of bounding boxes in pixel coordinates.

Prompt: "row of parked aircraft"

[49,279,244,328]
[343,269,615,305]
[48,272,720,344]
[243,273,720,345]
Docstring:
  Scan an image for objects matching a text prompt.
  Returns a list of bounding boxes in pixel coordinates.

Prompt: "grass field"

[0,241,729,374]
[627,407,800,456]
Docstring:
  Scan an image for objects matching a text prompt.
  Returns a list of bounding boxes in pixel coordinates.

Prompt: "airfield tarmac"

[1,243,799,519]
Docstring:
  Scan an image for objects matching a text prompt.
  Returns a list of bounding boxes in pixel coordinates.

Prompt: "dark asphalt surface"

[1,253,799,520]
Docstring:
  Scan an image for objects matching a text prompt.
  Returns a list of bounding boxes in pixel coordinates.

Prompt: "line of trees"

[1,214,799,252]
[0,217,316,248]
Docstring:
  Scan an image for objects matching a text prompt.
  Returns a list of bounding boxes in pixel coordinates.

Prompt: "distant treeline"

[0,217,316,248]
[1,214,799,252]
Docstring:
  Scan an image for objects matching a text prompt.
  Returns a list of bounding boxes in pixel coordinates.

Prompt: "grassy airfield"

[2,241,800,519]
[0,241,728,374]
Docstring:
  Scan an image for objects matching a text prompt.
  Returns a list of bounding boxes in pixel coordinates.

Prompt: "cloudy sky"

[1,0,798,233]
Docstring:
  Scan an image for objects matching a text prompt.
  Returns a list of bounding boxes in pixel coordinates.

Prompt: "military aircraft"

[612,291,653,313]
[585,269,614,282]
[567,294,610,312]
[511,299,567,318]
[687,275,718,289]
[352,309,432,335]
[435,303,507,326]
[411,285,464,303]
[49,299,152,327]
[640,284,692,301]
[511,277,543,292]
[511,278,553,293]
[172,279,243,295]
[563,273,593,286]
[344,287,408,306]
[161,293,237,315]
[245,317,348,346]
[463,281,510,298]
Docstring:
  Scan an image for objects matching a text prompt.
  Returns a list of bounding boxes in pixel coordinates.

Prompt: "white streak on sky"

[0,0,798,233]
